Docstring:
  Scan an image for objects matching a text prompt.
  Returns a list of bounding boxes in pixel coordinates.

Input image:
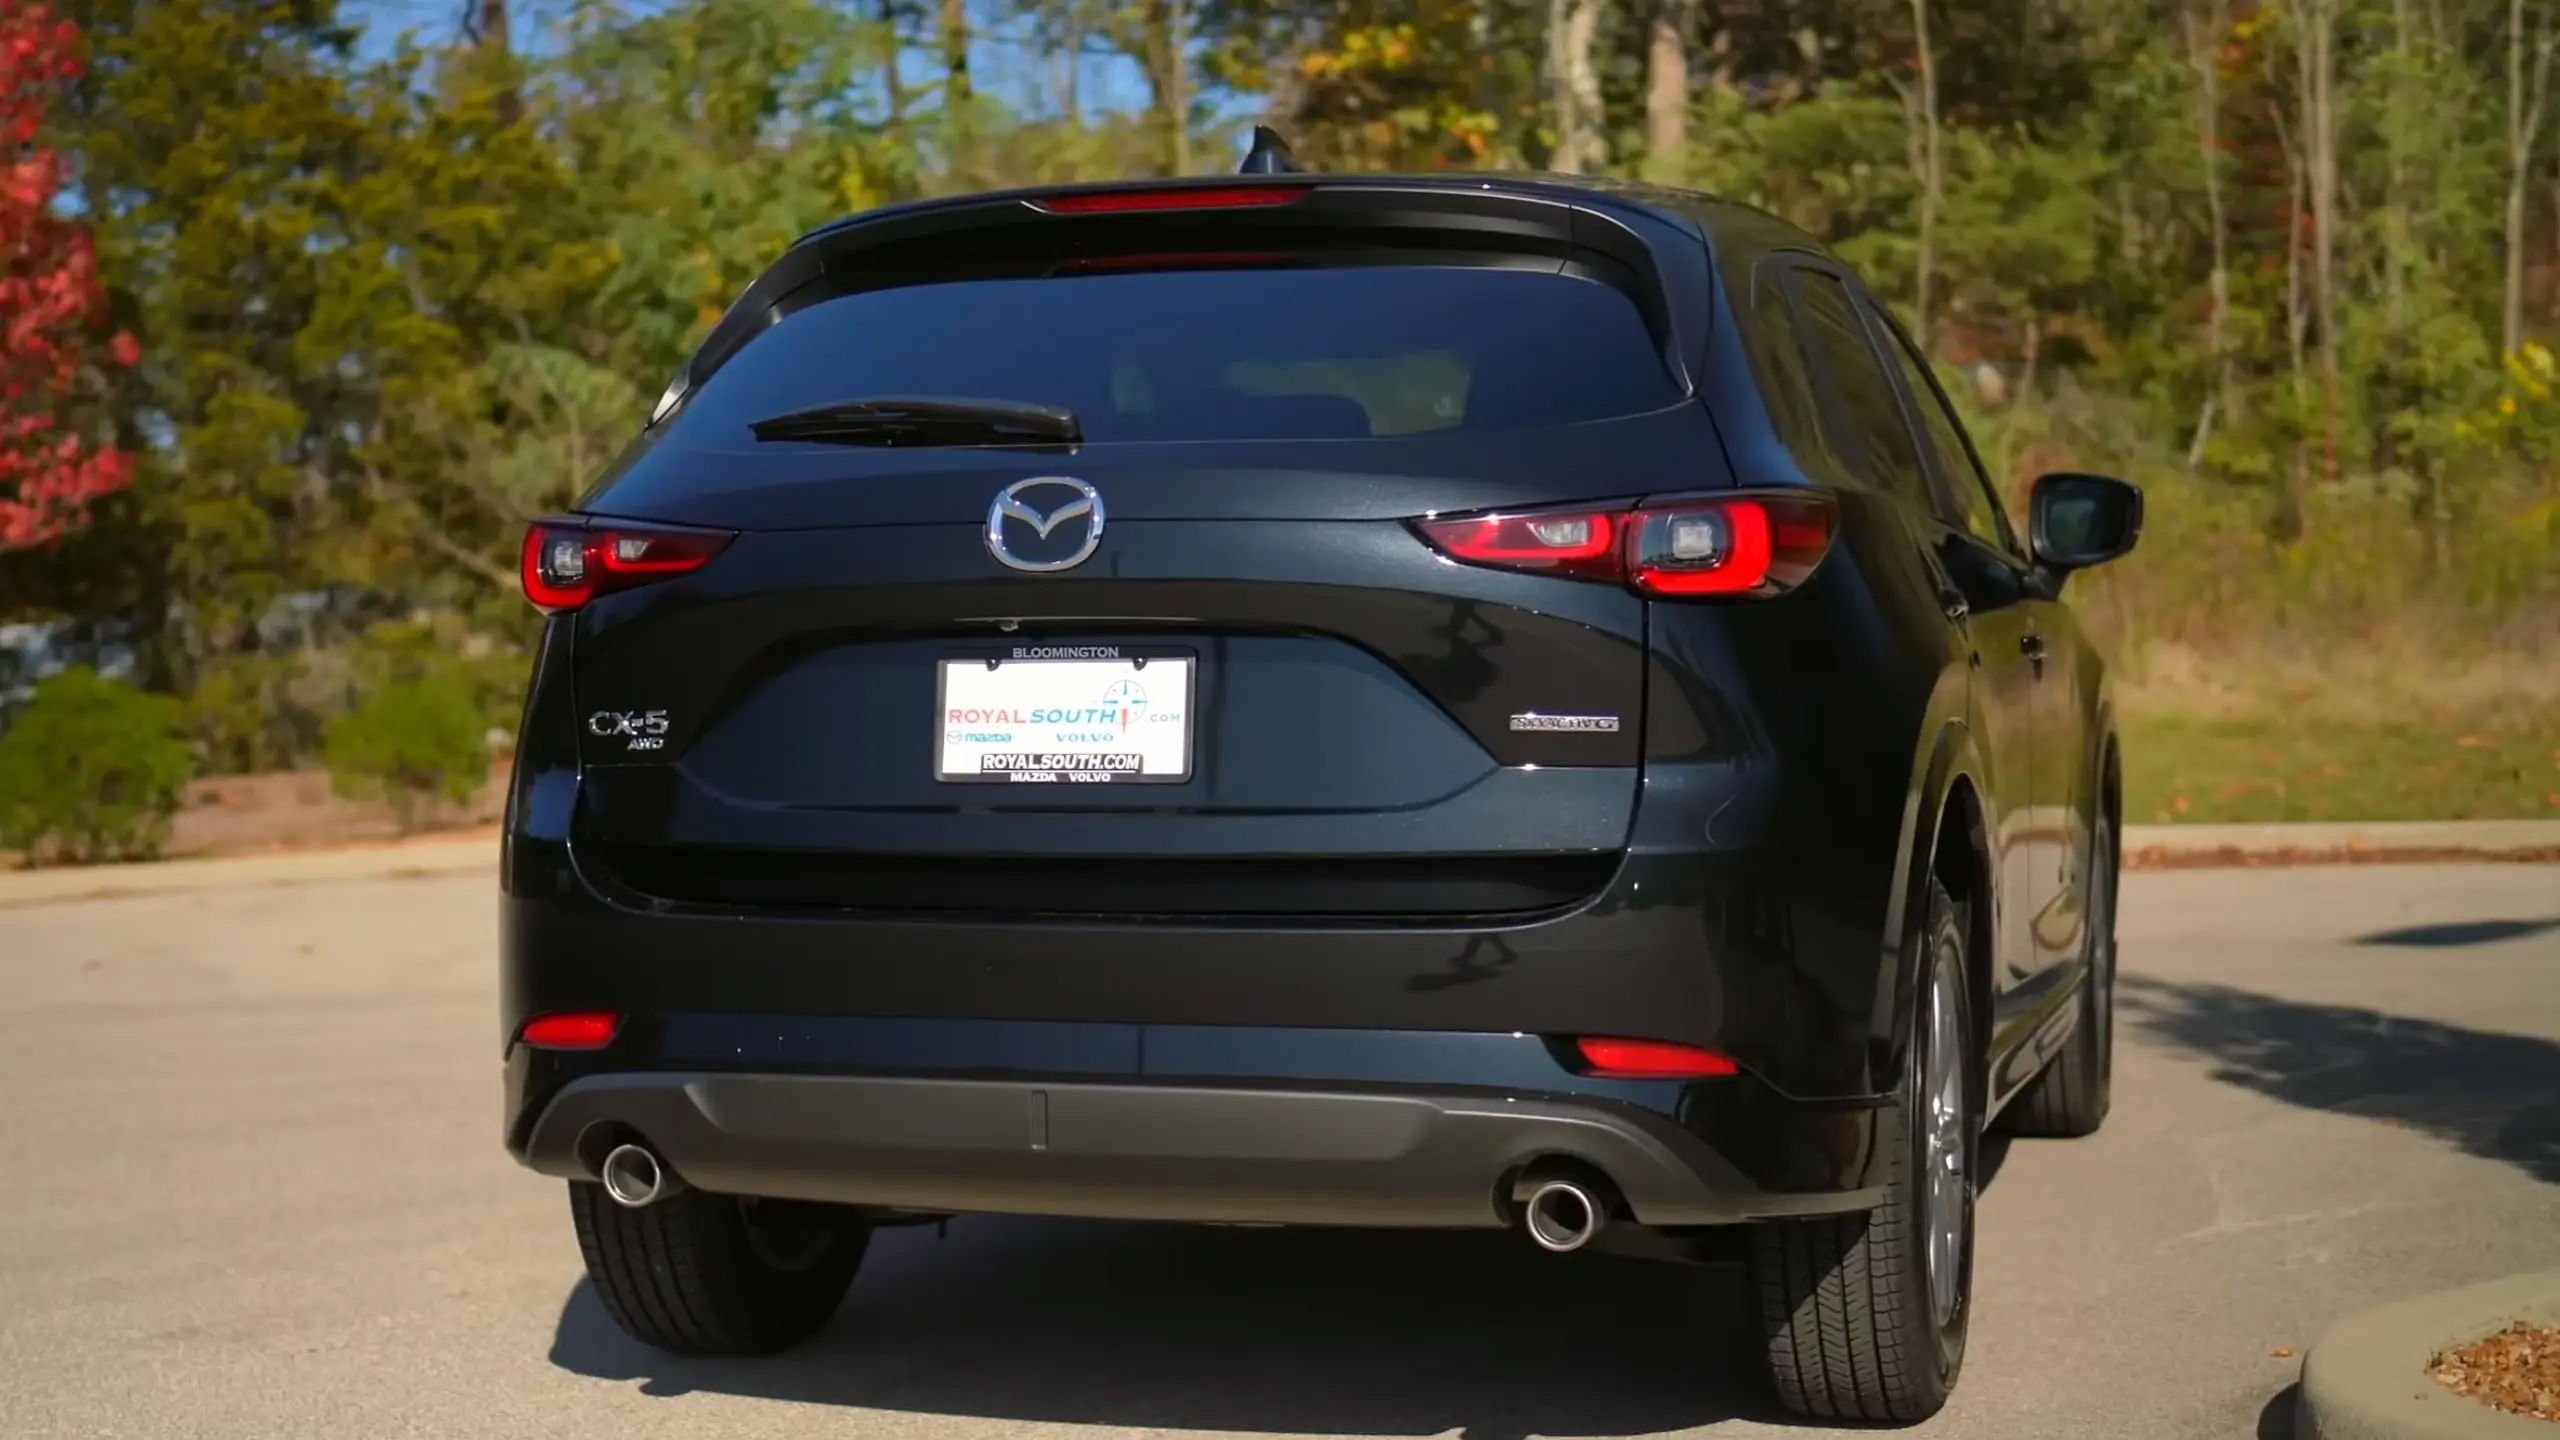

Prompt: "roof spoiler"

[705,163,1699,394]
[1238,126,1304,175]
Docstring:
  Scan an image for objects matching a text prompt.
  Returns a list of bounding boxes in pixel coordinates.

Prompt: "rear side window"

[1788,269,1935,514]
[1878,321,2019,556]
[671,266,1684,445]
[1735,259,1839,470]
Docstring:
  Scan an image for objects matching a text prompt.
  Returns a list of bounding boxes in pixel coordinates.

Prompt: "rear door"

[566,225,1733,922]
[1859,302,2068,1022]
[1777,262,2042,1000]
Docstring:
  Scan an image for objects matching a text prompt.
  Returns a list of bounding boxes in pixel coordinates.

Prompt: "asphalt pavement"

[2,863,2555,1439]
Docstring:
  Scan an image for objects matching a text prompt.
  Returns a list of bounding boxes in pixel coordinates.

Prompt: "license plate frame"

[934,644,1198,785]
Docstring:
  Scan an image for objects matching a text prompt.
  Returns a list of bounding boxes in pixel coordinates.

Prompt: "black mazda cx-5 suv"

[499,137,2141,1422]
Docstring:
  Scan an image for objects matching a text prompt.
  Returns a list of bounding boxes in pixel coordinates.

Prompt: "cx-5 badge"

[1509,712,1621,732]
[986,477,1106,573]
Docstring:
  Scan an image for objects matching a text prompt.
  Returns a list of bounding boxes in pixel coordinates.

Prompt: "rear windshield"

[669,265,1682,445]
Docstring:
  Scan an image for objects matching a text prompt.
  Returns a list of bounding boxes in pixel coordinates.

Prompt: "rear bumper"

[499,740,1911,1227]
[515,1070,1884,1228]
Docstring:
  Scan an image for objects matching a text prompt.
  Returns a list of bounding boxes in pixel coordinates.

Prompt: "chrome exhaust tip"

[1521,1177,1606,1253]
[599,1142,682,1209]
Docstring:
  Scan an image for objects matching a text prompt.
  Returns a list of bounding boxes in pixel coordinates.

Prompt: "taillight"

[518,1011,621,1050]
[1032,185,1307,214]
[1572,1037,1739,1079]
[520,521,734,613]
[1413,493,1834,599]
[1414,509,1623,583]
[1629,495,1833,596]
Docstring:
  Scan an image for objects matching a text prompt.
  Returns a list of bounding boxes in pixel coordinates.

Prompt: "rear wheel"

[2001,822,2116,1138]
[569,1182,871,1355]
[1750,876,1977,1422]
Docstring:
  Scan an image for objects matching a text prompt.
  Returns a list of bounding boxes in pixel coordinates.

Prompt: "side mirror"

[2029,472,2142,572]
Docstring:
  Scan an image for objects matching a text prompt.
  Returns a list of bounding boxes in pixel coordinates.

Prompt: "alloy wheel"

[1920,948,1971,1332]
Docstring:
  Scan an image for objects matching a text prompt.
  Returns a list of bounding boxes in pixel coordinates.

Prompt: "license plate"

[936,645,1195,784]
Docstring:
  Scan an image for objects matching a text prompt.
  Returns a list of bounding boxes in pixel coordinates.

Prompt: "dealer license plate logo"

[937,646,1194,784]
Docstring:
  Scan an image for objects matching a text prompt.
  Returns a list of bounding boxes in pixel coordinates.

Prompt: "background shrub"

[0,667,196,866]
[345,618,527,747]
[184,652,315,776]
[322,672,491,833]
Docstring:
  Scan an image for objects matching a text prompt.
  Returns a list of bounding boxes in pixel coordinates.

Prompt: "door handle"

[2020,631,2047,675]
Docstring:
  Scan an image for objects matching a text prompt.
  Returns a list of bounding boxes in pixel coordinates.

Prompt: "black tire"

[569,1181,871,1356]
[1750,876,1977,1423]
[2001,822,2116,1138]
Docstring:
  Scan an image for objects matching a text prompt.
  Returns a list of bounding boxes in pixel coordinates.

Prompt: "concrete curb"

[2124,820,2560,869]
[2295,1268,2560,1440]
[0,830,496,909]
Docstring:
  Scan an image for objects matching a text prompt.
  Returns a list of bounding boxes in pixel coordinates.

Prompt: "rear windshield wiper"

[747,395,1081,447]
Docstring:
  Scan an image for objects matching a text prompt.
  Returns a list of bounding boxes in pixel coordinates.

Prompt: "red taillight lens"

[1629,495,1833,597]
[1573,1037,1739,1078]
[522,526,594,610]
[597,527,731,576]
[1412,493,1834,599]
[1415,508,1622,582]
[1033,185,1307,214]
[519,1012,621,1050]
[520,522,734,613]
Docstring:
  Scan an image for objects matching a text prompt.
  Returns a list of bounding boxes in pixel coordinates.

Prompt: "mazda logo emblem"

[985,477,1105,573]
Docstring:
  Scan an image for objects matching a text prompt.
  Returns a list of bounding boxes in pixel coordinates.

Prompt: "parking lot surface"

[3,863,2555,1439]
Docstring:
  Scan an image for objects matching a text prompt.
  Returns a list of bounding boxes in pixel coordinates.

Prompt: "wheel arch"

[1932,773,1996,1113]
[1872,710,1995,1094]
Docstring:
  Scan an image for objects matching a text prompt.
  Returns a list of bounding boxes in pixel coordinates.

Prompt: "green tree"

[1,0,2549,830]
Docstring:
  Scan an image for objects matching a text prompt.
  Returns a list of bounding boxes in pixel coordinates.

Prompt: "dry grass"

[2115,632,2560,723]
[2114,633,2560,823]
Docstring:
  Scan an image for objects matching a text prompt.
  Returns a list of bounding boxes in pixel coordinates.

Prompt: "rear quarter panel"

[1641,488,1978,1098]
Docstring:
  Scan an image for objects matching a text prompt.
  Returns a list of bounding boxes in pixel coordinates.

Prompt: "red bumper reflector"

[1574,1037,1739,1078]
[519,1012,622,1050]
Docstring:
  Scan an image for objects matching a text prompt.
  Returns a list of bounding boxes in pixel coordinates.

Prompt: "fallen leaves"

[2430,1321,2560,1423]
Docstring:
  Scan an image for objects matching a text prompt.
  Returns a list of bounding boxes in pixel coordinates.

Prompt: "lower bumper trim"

[518,1072,1883,1229]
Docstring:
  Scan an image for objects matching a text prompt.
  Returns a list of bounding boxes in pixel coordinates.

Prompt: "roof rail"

[1238,126,1305,175]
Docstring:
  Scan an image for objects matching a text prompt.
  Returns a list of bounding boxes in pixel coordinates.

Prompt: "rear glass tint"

[672,265,1682,444]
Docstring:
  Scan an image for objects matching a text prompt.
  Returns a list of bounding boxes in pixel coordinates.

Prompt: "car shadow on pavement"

[2355,917,2560,949]
[2118,975,2560,1184]
[2254,1383,2299,1440]
[548,1218,1816,1435]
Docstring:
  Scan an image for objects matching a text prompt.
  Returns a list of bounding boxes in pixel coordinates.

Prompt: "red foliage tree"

[0,3,133,550]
